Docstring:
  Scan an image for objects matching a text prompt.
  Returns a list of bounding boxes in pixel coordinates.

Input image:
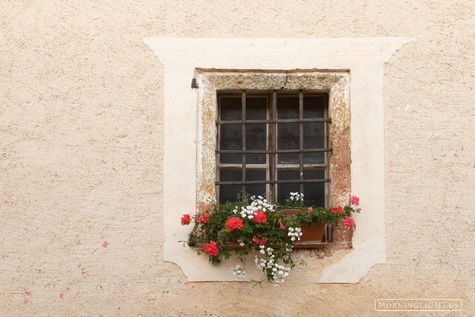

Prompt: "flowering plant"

[180,193,361,284]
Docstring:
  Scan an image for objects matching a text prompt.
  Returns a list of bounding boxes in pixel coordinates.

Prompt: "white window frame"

[145,37,412,283]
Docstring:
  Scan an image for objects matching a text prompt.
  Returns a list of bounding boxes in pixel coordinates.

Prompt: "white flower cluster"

[289,192,304,202]
[231,264,246,280]
[255,247,291,285]
[234,195,274,219]
[288,227,302,241]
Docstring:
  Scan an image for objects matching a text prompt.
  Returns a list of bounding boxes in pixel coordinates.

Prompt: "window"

[146,37,407,282]
[216,90,331,207]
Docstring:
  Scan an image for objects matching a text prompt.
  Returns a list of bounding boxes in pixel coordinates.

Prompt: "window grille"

[216,90,331,206]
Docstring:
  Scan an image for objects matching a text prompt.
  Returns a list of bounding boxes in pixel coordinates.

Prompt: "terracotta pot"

[281,209,327,248]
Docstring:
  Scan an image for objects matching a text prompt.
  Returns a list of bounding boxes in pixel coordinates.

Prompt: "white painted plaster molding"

[144,37,413,283]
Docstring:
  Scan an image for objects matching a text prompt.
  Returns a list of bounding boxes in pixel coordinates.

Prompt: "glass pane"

[304,122,324,149]
[304,169,325,180]
[246,184,266,198]
[220,169,242,182]
[278,183,300,203]
[304,183,325,207]
[278,153,299,164]
[277,96,299,119]
[246,169,266,181]
[220,185,242,204]
[304,96,325,118]
[220,153,241,164]
[246,96,267,120]
[246,124,266,150]
[278,122,299,164]
[247,154,265,164]
[278,123,299,149]
[245,169,266,198]
[220,96,241,121]
[220,124,242,150]
[278,169,299,181]
[304,152,324,164]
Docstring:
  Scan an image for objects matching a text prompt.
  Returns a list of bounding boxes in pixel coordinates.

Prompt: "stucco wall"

[0,1,473,316]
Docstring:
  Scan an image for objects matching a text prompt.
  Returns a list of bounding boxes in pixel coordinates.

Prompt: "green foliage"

[183,194,361,282]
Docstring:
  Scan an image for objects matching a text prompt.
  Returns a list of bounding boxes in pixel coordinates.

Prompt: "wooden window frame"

[215,90,331,206]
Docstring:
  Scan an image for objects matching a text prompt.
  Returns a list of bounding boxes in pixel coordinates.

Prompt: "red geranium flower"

[351,195,360,206]
[252,211,266,223]
[337,206,343,214]
[342,216,353,229]
[278,219,285,230]
[225,217,243,232]
[331,207,337,213]
[203,241,219,256]
[253,235,268,245]
[181,214,191,225]
[197,213,209,224]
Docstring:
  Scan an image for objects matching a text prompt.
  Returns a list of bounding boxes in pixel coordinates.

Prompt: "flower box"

[181,194,361,283]
[281,209,327,248]
[225,209,327,249]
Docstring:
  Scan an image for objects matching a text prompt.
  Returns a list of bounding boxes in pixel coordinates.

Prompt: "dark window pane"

[220,185,242,203]
[247,154,266,164]
[246,169,266,181]
[304,183,325,207]
[278,169,299,181]
[246,97,267,120]
[220,96,241,121]
[304,169,325,180]
[277,96,299,119]
[304,152,324,164]
[278,183,300,203]
[278,123,299,149]
[220,169,242,182]
[220,153,241,164]
[304,96,325,118]
[246,124,266,150]
[278,153,299,164]
[220,124,242,150]
[246,184,266,197]
[303,122,324,149]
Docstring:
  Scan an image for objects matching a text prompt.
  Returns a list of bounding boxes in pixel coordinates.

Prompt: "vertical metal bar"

[324,94,329,208]
[216,94,221,204]
[241,90,246,199]
[265,94,271,201]
[299,90,304,195]
[272,91,277,203]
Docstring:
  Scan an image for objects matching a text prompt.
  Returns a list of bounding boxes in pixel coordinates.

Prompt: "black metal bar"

[272,91,277,202]
[215,178,331,185]
[216,95,222,204]
[324,94,329,209]
[299,90,304,195]
[241,90,246,197]
[216,118,331,125]
[216,148,332,154]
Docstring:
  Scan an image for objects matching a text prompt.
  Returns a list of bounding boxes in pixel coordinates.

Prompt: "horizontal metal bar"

[216,118,331,125]
[215,178,331,185]
[276,164,327,168]
[218,164,327,169]
[218,164,268,169]
[216,148,332,154]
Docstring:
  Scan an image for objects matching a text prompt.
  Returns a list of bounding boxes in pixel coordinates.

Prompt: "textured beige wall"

[0,1,474,316]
